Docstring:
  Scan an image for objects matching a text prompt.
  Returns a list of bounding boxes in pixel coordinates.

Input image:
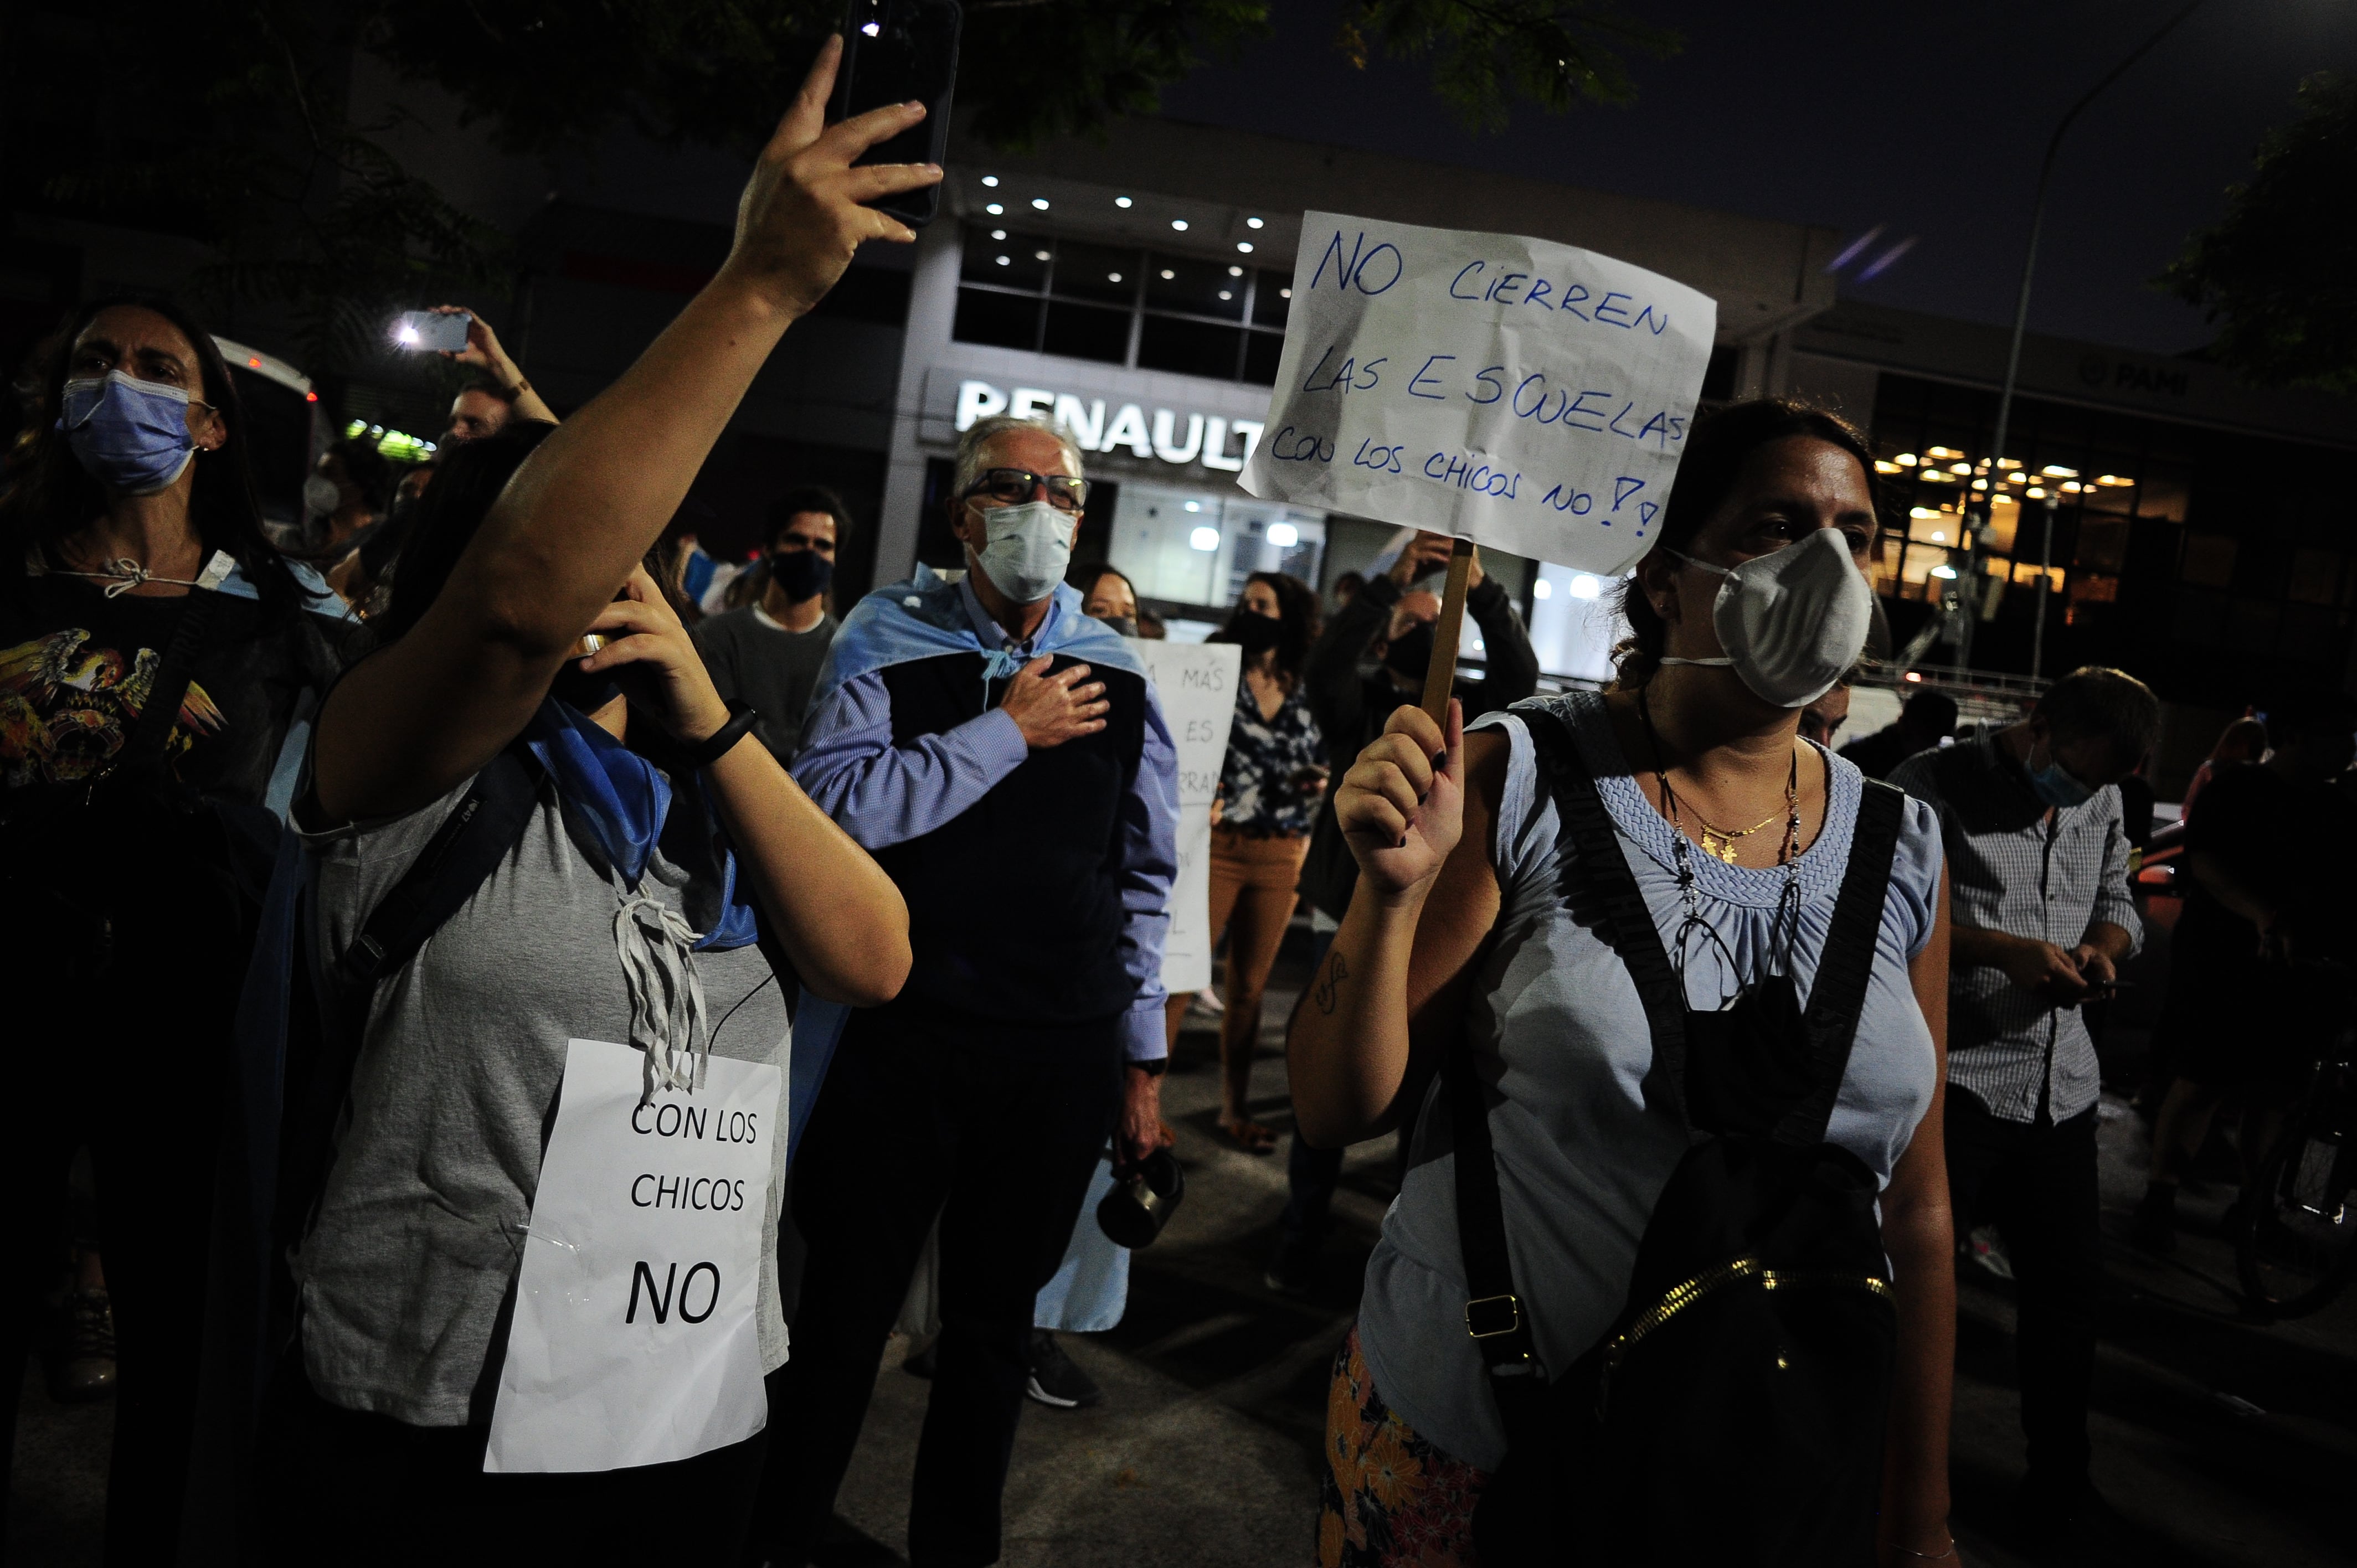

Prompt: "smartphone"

[832,0,960,228]
[395,310,469,352]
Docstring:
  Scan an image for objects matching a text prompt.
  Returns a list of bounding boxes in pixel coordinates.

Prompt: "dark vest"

[869,650,1149,1025]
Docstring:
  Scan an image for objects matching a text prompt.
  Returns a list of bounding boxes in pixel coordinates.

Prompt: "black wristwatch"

[684,701,759,768]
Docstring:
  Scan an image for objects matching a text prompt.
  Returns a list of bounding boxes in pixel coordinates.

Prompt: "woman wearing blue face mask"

[1289,401,1962,1567]
[0,296,354,1562]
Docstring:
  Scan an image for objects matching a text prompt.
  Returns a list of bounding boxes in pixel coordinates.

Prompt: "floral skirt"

[1317,1327,1491,1566]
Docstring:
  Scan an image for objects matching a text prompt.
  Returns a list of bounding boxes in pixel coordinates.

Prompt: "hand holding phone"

[832,1,961,228]
[395,310,470,353]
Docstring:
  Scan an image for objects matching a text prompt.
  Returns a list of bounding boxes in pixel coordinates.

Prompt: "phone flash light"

[860,19,880,33]
[396,325,418,345]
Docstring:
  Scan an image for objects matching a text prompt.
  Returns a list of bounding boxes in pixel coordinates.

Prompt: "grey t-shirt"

[292,770,792,1427]
[1355,693,1943,1470]
[693,605,840,764]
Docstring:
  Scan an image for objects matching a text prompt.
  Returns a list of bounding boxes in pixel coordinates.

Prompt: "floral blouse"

[1221,672,1324,837]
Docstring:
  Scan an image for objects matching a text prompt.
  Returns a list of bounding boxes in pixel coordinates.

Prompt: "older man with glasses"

[755,414,1178,1567]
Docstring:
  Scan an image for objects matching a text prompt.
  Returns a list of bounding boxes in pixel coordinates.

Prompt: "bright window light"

[1267,522,1299,547]
[1570,574,1601,600]
[1894,453,1918,465]
[1190,525,1221,551]
[1929,564,1958,579]
[1532,578,1552,600]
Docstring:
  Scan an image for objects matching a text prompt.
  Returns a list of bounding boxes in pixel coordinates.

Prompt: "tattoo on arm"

[1313,950,1347,1015]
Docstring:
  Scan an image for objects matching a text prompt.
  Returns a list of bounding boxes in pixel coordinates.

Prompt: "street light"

[1974,0,2207,679]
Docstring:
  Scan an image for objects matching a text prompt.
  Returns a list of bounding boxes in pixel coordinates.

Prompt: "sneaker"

[901,1337,937,1380]
[1967,1224,2016,1282]
[2130,1184,2178,1255]
[1025,1330,1104,1409]
[1263,1233,1319,1297]
[45,1288,116,1404]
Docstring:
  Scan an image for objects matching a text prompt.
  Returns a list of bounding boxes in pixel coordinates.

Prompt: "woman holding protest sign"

[250,39,923,1562]
[1289,400,1960,1566]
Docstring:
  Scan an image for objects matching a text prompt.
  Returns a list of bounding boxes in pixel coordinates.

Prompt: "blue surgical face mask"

[2027,746,2096,809]
[59,372,201,496]
[970,499,1074,605]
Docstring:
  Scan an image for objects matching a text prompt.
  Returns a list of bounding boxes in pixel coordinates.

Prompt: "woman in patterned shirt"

[1182,571,1326,1151]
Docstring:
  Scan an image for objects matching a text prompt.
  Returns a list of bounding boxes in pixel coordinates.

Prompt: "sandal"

[1219,1116,1278,1155]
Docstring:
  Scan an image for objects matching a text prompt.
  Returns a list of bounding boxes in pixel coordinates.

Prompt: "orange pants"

[1167,828,1309,1129]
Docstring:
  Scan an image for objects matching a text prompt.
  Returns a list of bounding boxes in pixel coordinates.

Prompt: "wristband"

[1130,1056,1169,1077]
[684,702,758,768]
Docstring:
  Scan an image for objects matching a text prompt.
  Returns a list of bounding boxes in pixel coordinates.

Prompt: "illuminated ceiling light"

[1108,272,1123,283]
[2061,481,2083,493]
[1930,531,1947,542]
[2026,486,2046,498]
[1532,577,1553,600]
[1972,478,1989,490]
[1246,216,1264,229]
[1929,564,1959,579]
[1570,574,1601,600]
[1894,453,1918,465]
[1926,446,1962,459]
[1228,265,1244,276]
[985,203,1003,215]
[1115,195,1133,208]
[1237,242,1254,254]
[1904,670,1924,683]
[1910,507,1940,519]
[1996,458,2022,470]
[1171,219,1189,231]
[1159,269,1176,280]
[2004,471,2026,482]
[980,176,999,187]
[990,229,1006,240]
[1279,287,1292,299]
[1033,249,1049,261]
[1183,501,1201,512]
[1030,197,1049,210]
[1189,525,1221,551]
[2096,473,2134,487]
[1949,462,1972,474]
[995,255,1010,266]
[1218,290,1233,300]
[1874,460,1902,473]
[2041,464,2078,477]
[1267,522,1299,546]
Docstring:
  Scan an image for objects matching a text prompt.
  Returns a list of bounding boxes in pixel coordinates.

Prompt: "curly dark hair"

[1210,570,1322,682]
[1,296,310,618]
[1612,398,1877,688]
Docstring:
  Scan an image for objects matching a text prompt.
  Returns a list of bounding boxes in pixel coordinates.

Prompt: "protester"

[2178,714,2267,824]
[1289,400,1958,1565]
[692,486,849,762]
[1176,571,1325,1153]
[1329,569,1365,613]
[2135,695,2357,1254]
[761,412,1179,1566]
[1267,528,1538,1292]
[0,296,351,1562]
[248,43,928,1562]
[429,304,557,443]
[303,436,395,601]
[1075,559,1143,636]
[1800,679,1852,749]
[1842,687,1959,779]
[1888,665,2155,1550]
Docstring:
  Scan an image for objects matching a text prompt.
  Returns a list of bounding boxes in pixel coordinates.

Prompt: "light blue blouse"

[1354,690,1944,1471]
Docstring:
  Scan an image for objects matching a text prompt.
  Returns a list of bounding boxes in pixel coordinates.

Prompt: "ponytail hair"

[1610,398,1876,688]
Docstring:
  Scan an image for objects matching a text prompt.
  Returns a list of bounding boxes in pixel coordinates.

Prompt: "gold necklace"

[1685,803,1789,865]
[1638,687,1802,866]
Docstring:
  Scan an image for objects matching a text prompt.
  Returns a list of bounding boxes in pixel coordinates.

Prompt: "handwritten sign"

[1127,638,1243,995]
[1242,213,1716,576]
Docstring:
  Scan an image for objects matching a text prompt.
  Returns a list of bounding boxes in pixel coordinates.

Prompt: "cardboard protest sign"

[1126,637,1242,995]
[1242,213,1716,577]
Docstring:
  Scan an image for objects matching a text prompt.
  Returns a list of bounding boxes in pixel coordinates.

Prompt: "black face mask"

[550,661,625,714]
[1383,623,1437,679]
[1096,614,1140,638]
[1228,611,1284,655]
[770,548,833,603]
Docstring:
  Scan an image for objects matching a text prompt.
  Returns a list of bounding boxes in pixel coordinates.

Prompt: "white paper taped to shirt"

[1242,212,1716,575]
[486,1037,779,1473]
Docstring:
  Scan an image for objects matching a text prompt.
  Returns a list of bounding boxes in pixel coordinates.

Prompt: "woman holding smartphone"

[1290,402,1960,1566]
[253,41,930,1562]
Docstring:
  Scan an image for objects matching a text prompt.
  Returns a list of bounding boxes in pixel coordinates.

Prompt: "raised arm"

[1286,702,1504,1147]
[1464,570,1539,714]
[313,38,939,823]
[432,305,560,426]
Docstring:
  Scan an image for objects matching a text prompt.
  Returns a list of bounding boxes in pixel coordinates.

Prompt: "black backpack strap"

[119,587,224,775]
[1522,702,1692,1124]
[1448,1030,1553,1450]
[1772,775,1907,1148]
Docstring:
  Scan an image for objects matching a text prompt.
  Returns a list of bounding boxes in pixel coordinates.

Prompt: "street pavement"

[11,916,2356,1566]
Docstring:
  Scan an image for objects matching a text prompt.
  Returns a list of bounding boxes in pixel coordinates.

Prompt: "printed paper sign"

[486,1038,779,1473]
[1243,213,1716,576]
[1127,638,1243,995]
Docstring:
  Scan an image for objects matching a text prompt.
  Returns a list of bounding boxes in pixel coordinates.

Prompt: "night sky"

[1157,0,2357,357]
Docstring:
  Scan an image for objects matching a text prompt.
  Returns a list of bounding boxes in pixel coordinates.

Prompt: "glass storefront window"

[1107,481,1326,612]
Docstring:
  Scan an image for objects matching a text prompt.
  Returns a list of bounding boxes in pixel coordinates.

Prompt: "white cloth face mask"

[1658,528,1874,709]
[970,499,1075,605]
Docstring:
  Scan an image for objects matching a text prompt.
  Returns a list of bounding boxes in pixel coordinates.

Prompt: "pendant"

[1701,831,1740,864]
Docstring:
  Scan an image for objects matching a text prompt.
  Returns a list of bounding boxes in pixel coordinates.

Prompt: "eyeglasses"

[963,468,1089,514]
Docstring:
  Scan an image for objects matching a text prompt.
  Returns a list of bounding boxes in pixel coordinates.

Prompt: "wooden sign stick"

[1419,537,1476,725]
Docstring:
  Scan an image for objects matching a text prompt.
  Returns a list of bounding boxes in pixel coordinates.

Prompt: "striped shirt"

[1888,735,2141,1124]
